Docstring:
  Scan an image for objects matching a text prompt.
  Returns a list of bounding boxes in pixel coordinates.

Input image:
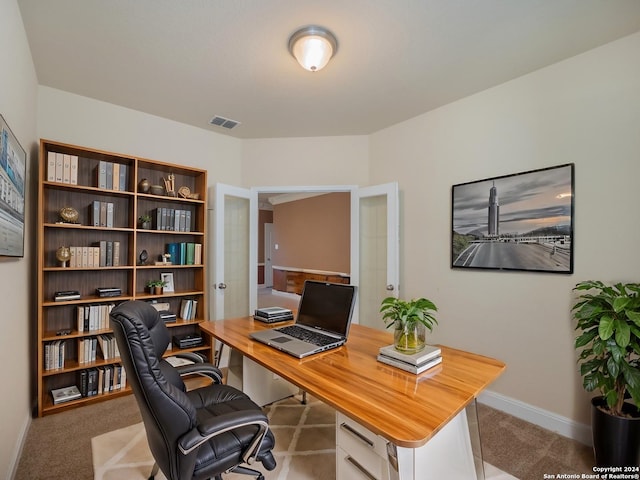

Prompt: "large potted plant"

[380,296,438,354]
[572,280,640,467]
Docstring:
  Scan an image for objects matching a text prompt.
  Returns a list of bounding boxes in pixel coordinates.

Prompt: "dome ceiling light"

[288,25,338,72]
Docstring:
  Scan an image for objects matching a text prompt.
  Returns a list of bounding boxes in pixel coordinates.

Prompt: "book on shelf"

[44,340,66,370]
[96,161,128,190]
[377,352,443,374]
[70,155,78,185]
[155,207,193,232]
[180,299,198,321]
[91,201,115,228]
[77,364,127,396]
[378,344,441,366]
[51,385,82,405]
[54,290,81,301]
[166,242,202,265]
[55,152,64,183]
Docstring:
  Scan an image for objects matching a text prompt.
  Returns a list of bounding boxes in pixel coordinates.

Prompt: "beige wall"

[241,136,370,188]
[37,87,244,198]
[369,31,640,427]
[0,0,39,477]
[272,193,350,273]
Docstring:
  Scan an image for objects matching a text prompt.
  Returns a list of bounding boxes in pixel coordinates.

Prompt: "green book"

[186,243,195,265]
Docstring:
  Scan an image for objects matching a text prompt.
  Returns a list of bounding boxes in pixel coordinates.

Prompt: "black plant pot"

[591,396,640,467]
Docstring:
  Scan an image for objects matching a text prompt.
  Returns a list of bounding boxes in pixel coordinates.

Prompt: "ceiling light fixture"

[288,25,338,72]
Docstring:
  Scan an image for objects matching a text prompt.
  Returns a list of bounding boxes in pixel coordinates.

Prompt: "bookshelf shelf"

[36,139,209,417]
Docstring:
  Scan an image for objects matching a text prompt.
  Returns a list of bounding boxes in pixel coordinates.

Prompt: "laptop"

[250,280,357,358]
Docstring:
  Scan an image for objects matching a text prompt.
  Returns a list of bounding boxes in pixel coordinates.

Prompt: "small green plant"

[380,297,438,352]
[146,279,167,288]
[138,214,152,224]
[572,280,640,417]
[380,297,438,330]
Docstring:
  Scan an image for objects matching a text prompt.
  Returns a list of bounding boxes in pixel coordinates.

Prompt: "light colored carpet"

[92,394,518,480]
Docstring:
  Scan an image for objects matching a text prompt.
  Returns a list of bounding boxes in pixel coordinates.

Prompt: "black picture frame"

[0,115,26,257]
[451,163,574,274]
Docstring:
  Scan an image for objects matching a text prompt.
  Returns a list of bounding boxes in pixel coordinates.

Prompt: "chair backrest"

[110,301,198,480]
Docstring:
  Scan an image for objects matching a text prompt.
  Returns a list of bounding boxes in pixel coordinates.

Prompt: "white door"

[351,182,399,329]
[211,184,257,320]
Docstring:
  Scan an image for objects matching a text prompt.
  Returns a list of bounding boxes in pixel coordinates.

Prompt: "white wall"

[370,31,640,433]
[0,0,38,478]
[241,136,370,188]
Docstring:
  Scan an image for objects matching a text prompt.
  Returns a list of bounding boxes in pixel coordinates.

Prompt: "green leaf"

[613,296,631,313]
[627,310,640,327]
[614,319,631,348]
[605,390,618,410]
[598,316,614,340]
[583,372,600,392]
[575,329,598,348]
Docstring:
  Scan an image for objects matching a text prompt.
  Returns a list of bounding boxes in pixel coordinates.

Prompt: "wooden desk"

[200,317,506,479]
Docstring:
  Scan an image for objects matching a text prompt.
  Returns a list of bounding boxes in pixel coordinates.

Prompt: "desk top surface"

[200,317,506,448]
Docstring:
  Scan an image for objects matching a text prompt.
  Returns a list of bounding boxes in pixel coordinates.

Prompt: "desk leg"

[466,399,486,480]
[387,407,480,480]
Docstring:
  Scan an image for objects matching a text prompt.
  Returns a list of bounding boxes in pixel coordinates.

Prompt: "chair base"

[228,464,265,479]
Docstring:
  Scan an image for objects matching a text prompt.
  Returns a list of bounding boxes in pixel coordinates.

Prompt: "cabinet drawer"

[336,413,388,465]
[337,446,387,480]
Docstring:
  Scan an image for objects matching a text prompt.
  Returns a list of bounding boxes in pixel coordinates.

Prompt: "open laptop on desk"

[250,280,357,358]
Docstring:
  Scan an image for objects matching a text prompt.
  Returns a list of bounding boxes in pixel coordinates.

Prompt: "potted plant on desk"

[572,280,640,467]
[380,296,438,354]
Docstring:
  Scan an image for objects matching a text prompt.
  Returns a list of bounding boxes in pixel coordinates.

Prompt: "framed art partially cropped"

[451,163,574,274]
[0,115,26,257]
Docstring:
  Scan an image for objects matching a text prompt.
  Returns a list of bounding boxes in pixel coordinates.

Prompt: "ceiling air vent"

[209,115,240,129]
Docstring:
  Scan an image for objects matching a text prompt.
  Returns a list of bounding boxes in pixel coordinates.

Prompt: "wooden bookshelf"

[36,139,209,416]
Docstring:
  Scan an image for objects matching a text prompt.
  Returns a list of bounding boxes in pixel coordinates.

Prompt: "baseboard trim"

[9,414,31,480]
[478,390,592,446]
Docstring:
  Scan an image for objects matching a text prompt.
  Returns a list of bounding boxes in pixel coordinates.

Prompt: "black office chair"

[110,300,276,480]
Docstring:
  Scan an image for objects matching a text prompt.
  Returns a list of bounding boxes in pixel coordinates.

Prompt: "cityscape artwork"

[451,163,574,273]
[0,115,26,257]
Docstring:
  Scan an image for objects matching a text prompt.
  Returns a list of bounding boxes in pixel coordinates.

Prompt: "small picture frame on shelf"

[160,272,175,293]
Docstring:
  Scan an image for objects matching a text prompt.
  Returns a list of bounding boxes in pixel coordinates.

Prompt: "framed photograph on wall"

[161,272,175,292]
[0,115,26,257]
[451,163,574,274]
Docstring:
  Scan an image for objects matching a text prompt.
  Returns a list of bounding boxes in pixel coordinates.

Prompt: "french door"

[211,183,399,326]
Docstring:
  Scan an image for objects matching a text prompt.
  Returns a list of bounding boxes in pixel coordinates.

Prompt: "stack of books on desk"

[377,344,442,374]
[253,306,294,323]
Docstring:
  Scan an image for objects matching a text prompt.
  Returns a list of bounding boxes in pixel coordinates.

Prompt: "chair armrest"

[176,363,223,384]
[178,410,269,455]
[173,351,207,363]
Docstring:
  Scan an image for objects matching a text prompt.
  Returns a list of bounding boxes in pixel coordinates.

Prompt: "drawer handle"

[345,455,378,480]
[340,422,375,447]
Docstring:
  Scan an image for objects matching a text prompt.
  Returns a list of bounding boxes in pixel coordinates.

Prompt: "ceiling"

[18,0,640,139]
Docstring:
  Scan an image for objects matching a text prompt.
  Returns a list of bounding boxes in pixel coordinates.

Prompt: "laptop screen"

[296,281,357,336]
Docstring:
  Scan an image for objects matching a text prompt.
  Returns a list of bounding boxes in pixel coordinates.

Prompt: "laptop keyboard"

[277,325,338,346]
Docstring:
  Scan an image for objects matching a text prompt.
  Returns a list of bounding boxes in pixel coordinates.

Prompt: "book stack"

[254,307,294,323]
[54,290,81,301]
[96,287,121,297]
[51,385,82,404]
[377,344,442,374]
